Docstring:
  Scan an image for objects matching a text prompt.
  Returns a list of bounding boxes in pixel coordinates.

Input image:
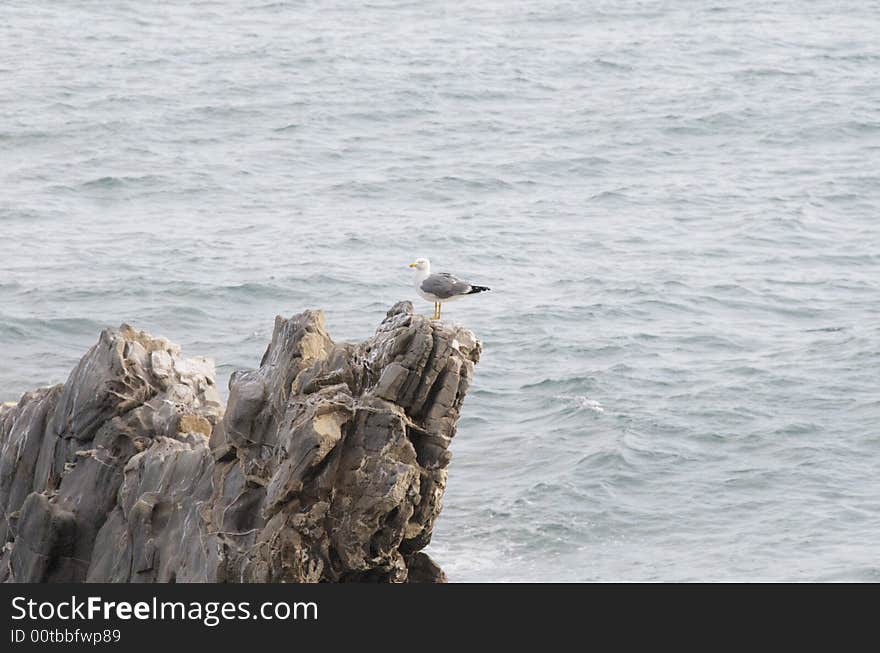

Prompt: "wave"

[80,174,167,189]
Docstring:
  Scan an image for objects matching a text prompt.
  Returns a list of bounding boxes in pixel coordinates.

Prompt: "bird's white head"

[408,257,430,272]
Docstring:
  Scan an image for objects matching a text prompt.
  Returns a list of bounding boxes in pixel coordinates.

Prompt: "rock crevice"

[0,302,479,583]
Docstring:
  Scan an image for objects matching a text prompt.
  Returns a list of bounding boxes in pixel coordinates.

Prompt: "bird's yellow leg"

[432,302,438,320]
[437,303,442,320]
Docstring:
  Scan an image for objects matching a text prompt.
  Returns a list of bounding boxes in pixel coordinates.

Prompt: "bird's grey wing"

[420,272,472,299]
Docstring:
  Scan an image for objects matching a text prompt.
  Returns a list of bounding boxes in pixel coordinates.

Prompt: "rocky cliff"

[0,301,480,582]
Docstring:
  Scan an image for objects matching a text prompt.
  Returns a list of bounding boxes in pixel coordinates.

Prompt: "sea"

[2,1,879,581]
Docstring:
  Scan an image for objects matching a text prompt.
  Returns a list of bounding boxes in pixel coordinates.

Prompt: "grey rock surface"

[0,302,480,582]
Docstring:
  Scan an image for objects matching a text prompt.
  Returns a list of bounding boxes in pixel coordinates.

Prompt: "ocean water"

[2,1,880,582]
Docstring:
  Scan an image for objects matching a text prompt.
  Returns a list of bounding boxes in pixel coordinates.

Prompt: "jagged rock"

[0,302,480,582]
[0,325,222,582]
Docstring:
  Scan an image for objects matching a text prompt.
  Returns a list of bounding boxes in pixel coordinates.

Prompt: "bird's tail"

[468,285,490,294]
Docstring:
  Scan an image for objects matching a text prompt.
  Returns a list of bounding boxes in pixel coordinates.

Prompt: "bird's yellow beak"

[408,262,417,268]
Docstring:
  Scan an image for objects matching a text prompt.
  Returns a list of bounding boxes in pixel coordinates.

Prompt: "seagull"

[408,257,490,320]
